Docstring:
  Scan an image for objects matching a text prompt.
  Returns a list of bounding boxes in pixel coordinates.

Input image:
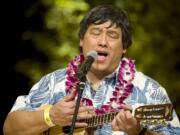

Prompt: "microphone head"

[87,50,98,60]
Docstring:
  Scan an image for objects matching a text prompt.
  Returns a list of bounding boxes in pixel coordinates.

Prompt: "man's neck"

[86,71,103,91]
[86,69,115,91]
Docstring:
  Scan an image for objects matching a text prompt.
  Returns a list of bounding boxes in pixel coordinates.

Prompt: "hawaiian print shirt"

[10,67,180,135]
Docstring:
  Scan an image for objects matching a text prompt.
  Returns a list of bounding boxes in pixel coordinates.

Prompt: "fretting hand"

[49,90,94,127]
[111,104,142,135]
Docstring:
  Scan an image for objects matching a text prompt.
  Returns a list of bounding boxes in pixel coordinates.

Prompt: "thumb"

[121,104,132,111]
[64,90,76,102]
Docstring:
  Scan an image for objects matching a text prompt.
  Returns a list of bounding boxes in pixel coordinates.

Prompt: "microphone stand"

[69,75,86,135]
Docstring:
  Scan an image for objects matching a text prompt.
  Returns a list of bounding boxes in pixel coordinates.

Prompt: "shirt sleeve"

[10,73,52,112]
[132,71,180,134]
[143,74,180,134]
[10,69,67,112]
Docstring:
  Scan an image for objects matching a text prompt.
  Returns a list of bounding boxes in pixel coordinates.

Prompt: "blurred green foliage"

[16,0,180,117]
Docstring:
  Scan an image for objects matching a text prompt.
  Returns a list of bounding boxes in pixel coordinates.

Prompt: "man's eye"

[107,31,119,39]
[90,30,101,35]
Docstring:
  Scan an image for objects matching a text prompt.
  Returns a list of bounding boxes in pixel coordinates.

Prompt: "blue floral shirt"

[11,67,180,135]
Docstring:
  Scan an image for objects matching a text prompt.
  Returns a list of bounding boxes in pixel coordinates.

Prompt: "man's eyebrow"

[89,27,102,32]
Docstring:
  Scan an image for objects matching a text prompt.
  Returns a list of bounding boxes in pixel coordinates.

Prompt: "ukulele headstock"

[134,104,173,125]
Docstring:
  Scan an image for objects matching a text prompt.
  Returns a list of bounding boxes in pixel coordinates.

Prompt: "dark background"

[2,0,41,133]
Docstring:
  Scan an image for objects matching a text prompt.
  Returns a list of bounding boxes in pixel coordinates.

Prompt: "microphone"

[76,50,97,81]
[63,50,97,135]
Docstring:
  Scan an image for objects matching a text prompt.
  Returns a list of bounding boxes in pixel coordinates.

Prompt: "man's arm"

[3,110,48,135]
[3,91,94,135]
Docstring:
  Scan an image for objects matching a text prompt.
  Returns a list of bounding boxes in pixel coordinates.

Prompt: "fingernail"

[88,106,94,110]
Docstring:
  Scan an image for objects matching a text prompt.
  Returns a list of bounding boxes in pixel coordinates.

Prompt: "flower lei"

[65,54,136,115]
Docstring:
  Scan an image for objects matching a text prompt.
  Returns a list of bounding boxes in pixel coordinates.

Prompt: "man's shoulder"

[133,70,163,89]
[48,68,67,83]
[34,68,67,88]
[53,68,67,77]
[134,71,159,82]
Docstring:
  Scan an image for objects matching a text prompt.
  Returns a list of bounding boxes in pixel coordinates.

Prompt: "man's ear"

[80,39,83,47]
[123,49,127,54]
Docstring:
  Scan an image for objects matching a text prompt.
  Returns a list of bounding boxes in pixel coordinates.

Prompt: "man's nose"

[98,33,108,47]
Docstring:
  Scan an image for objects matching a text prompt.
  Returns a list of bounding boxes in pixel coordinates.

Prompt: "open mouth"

[97,52,108,57]
[96,51,108,61]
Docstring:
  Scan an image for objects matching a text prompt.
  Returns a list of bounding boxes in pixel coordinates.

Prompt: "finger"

[63,100,76,108]
[116,114,122,127]
[115,112,126,129]
[111,118,119,131]
[64,90,76,102]
[125,110,133,120]
[65,108,93,120]
[118,111,126,122]
[63,108,76,115]
[77,112,93,120]
[88,110,96,116]
[78,106,94,113]
[64,122,72,126]
[121,104,132,111]
[75,122,88,128]
[80,102,83,106]
[125,111,137,125]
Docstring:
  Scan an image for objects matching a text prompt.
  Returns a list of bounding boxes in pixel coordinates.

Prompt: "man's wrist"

[43,105,55,127]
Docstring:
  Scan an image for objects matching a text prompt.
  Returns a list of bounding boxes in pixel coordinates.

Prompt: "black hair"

[79,5,132,49]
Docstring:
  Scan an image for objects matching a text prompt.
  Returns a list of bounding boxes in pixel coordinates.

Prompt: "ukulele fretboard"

[83,112,118,127]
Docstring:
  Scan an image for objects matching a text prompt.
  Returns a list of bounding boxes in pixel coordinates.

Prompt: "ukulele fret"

[102,114,105,124]
[97,114,100,124]
[86,112,118,127]
[94,115,97,126]
[104,114,108,123]
[88,117,92,127]
[107,113,111,122]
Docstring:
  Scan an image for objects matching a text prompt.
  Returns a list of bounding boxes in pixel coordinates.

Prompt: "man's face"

[80,21,126,76]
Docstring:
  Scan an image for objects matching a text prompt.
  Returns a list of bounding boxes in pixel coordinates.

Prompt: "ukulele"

[40,103,173,135]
